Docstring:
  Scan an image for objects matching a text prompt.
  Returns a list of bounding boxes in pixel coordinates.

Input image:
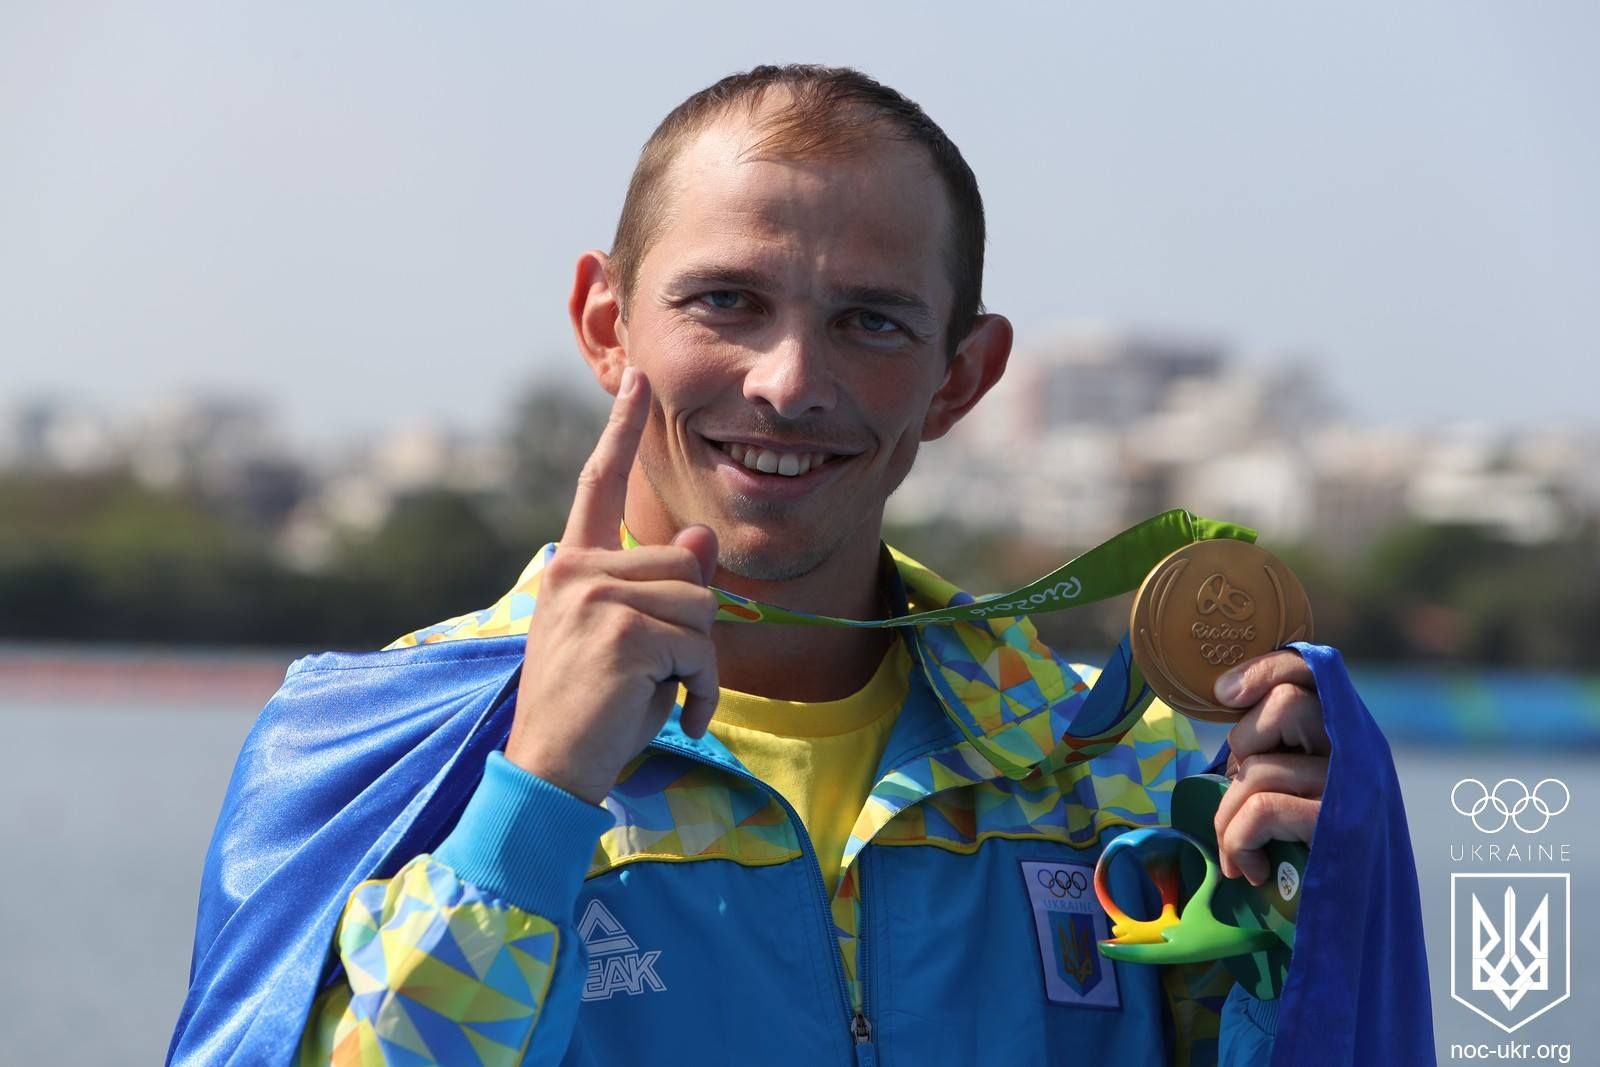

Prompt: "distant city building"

[0,399,121,472]
[1403,426,1574,544]
[4,339,1595,566]
[893,324,1595,551]
[895,325,1335,545]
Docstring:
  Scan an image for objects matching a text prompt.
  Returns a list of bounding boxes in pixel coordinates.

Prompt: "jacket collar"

[387,537,1149,780]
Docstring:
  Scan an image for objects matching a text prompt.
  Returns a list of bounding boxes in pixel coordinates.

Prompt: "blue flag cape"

[168,640,1434,1066]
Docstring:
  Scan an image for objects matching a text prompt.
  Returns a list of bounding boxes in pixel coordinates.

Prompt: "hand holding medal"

[1099,537,1330,997]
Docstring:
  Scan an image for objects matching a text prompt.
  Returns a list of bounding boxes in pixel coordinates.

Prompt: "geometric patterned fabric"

[299,856,559,1066]
[595,755,802,876]
[829,695,1212,1012]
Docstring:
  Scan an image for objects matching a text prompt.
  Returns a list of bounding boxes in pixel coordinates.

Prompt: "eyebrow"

[663,265,938,334]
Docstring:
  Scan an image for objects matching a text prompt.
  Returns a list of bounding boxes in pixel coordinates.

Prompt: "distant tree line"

[1,384,1595,668]
[0,381,608,651]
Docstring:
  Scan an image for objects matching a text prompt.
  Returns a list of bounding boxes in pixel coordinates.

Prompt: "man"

[170,65,1429,1066]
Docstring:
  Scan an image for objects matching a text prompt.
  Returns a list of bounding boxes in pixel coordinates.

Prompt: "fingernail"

[1214,667,1246,706]
[619,367,637,396]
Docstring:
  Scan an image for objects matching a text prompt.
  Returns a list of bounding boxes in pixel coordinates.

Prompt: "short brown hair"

[608,64,986,355]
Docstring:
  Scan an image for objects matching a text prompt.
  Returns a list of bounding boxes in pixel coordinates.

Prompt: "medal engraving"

[1130,540,1313,722]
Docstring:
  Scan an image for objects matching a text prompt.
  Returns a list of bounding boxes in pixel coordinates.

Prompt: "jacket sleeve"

[1217,983,1278,1065]
[297,752,614,1065]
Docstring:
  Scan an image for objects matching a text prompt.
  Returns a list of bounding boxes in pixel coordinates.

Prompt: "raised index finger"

[563,367,647,548]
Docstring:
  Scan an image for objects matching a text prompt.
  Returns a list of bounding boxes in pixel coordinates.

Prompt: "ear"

[920,313,1013,442]
[569,249,630,394]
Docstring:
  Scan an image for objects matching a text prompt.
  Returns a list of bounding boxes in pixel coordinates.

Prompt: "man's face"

[619,116,960,581]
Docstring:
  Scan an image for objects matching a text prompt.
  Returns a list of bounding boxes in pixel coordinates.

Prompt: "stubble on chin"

[717,523,834,582]
[694,497,844,582]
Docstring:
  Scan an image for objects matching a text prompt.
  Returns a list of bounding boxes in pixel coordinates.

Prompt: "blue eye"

[703,290,743,310]
[857,311,900,334]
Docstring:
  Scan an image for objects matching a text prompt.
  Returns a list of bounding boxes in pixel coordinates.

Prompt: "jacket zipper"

[651,740,871,1056]
[852,847,873,1046]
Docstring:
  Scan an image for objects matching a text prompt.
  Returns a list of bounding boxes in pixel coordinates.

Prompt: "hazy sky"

[4,2,1596,442]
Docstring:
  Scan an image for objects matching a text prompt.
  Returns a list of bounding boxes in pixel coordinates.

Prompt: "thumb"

[669,524,719,586]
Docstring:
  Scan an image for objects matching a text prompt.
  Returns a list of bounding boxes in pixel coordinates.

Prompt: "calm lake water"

[1,653,1594,1065]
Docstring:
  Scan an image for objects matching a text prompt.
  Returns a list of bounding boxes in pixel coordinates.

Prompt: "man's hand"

[504,367,722,805]
[1209,650,1329,885]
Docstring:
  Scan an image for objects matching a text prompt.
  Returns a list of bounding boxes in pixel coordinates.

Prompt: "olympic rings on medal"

[1199,642,1245,666]
[1450,777,1570,834]
[1035,867,1089,899]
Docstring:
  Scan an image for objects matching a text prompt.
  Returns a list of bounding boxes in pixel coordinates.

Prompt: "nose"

[741,327,837,419]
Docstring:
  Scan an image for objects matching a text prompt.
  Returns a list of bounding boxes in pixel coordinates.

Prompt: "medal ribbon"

[623,508,1257,627]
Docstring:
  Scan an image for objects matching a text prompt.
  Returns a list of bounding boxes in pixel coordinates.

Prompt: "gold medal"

[1129,540,1314,723]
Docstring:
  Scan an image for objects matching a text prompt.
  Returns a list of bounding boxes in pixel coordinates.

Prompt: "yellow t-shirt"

[704,639,911,899]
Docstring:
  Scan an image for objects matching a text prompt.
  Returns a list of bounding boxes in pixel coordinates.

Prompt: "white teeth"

[719,441,833,478]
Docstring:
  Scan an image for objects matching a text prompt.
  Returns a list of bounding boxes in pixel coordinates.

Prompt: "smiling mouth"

[707,439,848,478]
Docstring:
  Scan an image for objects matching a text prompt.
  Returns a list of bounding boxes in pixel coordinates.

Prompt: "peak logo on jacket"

[579,900,667,1001]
